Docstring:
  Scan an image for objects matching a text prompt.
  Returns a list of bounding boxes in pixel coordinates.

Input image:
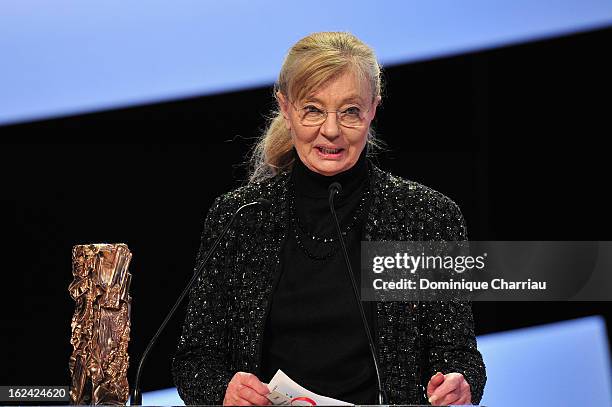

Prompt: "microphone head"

[257,198,272,210]
[329,182,342,195]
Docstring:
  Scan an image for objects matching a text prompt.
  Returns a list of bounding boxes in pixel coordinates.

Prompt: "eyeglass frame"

[287,98,375,129]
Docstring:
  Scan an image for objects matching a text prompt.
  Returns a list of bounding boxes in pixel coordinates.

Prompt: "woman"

[172,32,486,406]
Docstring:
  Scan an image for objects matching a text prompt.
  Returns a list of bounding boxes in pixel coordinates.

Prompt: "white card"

[265,369,353,406]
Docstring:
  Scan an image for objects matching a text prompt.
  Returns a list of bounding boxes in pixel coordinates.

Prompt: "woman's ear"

[370,95,382,119]
[276,91,292,130]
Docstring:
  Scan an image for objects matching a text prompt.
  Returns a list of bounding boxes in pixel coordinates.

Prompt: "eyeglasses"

[290,101,370,128]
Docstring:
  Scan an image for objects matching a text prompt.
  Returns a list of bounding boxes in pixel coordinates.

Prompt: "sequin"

[171,163,486,405]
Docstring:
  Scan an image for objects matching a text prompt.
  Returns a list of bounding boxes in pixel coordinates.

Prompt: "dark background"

[1,27,610,394]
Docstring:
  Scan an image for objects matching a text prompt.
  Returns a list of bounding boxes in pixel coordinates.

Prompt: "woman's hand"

[427,372,472,405]
[223,372,271,406]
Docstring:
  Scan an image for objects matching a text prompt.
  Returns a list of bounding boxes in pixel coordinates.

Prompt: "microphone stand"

[130,199,270,405]
[328,182,387,405]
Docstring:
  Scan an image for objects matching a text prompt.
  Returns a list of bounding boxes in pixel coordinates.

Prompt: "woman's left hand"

[426,372,472,405]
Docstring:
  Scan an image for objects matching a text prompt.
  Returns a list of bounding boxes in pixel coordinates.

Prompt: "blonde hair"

[248,31,383,183]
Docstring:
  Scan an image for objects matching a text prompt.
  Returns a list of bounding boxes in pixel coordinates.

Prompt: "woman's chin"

[310,161,350,176]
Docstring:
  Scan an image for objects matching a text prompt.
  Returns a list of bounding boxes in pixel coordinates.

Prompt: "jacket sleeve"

[172,195,235,405]
[418,199,487,404]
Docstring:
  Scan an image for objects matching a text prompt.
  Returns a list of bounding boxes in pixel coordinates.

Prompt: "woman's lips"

[315,146,344,159]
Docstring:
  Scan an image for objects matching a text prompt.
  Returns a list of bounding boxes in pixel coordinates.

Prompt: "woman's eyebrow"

[304,94,366,105]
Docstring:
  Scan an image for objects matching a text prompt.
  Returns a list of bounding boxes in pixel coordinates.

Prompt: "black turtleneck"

[260,148,377,405]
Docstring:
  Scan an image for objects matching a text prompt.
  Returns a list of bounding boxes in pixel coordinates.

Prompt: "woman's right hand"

[223,372,271,406]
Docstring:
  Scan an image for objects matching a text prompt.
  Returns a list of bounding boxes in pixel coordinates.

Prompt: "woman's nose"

[320,112,341,139]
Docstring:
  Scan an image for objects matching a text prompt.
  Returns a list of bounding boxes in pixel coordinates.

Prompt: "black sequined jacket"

[172,164,486,405]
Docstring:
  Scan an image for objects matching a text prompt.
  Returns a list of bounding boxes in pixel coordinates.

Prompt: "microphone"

[258,198,272,210]
[328,182,387,405]
[130,198,270,405]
